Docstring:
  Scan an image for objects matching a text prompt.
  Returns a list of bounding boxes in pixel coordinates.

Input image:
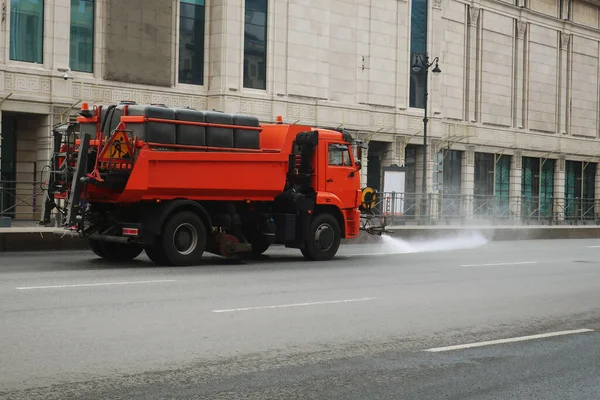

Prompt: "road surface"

[1,235,600,399]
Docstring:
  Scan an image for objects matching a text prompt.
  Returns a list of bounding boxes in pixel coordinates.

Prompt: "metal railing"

[368,192,600,226]
[3,181,600,227]
[0,180,44,223]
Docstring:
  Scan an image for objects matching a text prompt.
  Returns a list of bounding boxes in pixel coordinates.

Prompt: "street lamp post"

[411,53,441,221]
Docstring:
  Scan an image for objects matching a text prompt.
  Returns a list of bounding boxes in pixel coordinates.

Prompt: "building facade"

[1,0,600,223]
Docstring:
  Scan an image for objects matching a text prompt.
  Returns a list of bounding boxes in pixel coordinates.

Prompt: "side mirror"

[356,146,362,161]
[356,160,362,171]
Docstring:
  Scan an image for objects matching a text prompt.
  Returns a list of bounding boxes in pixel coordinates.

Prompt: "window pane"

[10,0,44,63]
[244,0,267,90]
[70,0,94,72]
[409,0,427,108]
[328,145,352,167]
[179,0,205,85]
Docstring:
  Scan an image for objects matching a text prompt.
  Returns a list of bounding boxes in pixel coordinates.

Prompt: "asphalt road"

[1,234,600,399]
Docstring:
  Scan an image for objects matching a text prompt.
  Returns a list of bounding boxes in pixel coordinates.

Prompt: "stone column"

[466,6,480,122]
[272,0,289,100]
[558,32,570,134]
[396,0,409,110]
[509,152,523,222]
[462,146,475,220]
[52,0,70,71]
[514,21,527,129]
[430,0,444,116]
[207,0,241,110]
[553,157,566,222]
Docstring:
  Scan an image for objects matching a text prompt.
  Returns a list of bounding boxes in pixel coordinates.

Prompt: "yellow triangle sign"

[99,131,132,160]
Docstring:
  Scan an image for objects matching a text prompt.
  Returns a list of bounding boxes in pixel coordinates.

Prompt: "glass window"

[70,0,94,73]
[409,0,427,108]
[10,0,44,64]
[244,0,267,90]
[179,0,205,85]
[328,144,352,167]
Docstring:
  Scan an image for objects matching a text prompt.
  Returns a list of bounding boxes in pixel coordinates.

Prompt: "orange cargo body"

[90,123,315,203]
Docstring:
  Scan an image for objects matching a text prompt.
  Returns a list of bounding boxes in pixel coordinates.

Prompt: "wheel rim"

[173,223,198,256]
[314,223,335,252]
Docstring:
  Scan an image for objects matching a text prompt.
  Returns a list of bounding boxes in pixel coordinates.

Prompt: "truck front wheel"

[89,239,144,262]
[301,213,341,261]
[160,211,207,266]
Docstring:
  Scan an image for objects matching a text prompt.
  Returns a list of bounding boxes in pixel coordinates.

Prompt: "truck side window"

[328,144,352,167]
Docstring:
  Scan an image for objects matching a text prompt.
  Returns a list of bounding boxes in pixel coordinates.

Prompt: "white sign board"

[382,170,405,216]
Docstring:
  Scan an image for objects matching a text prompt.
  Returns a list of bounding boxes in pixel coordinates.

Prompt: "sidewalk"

[1,223,600,252]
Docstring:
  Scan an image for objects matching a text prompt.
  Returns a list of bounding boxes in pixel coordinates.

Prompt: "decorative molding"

[240,99,273,117]
[370,112,395,128]
[559,157,566,172]
[408,117,421,132]
[433,0,442,9]
[3,73,51,95]
[515,151,523,169]
[517,21,527,40]
[560,32,570,50]
[467,145,475,166]
[395,136,407,166]
[71,84,207,109]
[468,6,480,27]
[52,106,71,124]
[286,104,317,121]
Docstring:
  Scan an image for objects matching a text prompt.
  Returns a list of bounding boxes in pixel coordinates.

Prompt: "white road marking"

[212,297,376,313]
[344,252,397,257]
[423,328,595,352]
[460,261,537,267]
[16,280,176,290]
[587,246,600,248]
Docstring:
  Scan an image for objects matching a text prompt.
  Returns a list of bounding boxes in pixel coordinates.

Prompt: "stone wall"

[103,0,174,86]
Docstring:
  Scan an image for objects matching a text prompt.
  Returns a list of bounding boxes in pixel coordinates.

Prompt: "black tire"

[89,239,144,262]
[250,235,271,257]
[301,212,341,261]
[89,239,108,258]
[144,244,169,266]
[160,211,207,266]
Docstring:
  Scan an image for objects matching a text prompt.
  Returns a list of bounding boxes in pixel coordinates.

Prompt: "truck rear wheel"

[159,211,207,266]
[301,213,341,261]
[89,239,144,262]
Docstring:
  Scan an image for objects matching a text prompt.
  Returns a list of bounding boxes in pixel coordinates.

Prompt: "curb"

[1,226,599,253]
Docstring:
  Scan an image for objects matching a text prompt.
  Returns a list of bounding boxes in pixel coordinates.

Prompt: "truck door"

[325,143,358,208]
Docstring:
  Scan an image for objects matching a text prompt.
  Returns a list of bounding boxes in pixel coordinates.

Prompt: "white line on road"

[460,261,537,267]
[16,280,176,290]
[212,297,376,313]
[423,328,595,352]
[588,246,600,248]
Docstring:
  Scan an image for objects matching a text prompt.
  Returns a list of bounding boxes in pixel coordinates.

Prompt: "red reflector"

[122,228,139,236]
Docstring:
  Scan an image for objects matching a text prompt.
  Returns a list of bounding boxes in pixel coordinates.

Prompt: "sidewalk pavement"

[1,224,600,252]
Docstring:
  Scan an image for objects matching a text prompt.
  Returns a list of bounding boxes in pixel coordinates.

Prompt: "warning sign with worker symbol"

[99,131,132,161]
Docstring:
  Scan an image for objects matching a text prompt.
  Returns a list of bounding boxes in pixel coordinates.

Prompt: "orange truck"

[42,101,387,266]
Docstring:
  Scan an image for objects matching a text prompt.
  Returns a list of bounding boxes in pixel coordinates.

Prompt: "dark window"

[70,0,94,72]
[474,152,495,196]
[409,0,427,108]
[10,0,44,63]
[442,150,462,195]
[521,157,554,218]
[179,0,205,85]
[565,160,597,220]
[244,0,267,90]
